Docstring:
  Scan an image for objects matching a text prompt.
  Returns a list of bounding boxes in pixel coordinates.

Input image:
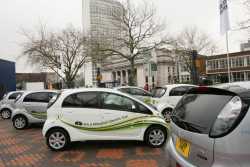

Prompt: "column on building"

[125,70,129,85]
[244,71,247,81]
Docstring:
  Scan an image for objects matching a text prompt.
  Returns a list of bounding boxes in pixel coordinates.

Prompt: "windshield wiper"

[171,115,206,133]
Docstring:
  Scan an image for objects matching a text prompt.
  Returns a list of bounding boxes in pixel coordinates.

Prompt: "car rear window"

[172,88,234,134]
[151,88,166,98]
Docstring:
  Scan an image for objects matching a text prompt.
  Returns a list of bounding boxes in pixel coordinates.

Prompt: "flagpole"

[226,31,231,83]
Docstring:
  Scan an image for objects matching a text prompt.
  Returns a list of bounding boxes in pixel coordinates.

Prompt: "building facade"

[82,0,122,86]
[16,72,60,90]
[206,51,250,83]
[101,48,181,88]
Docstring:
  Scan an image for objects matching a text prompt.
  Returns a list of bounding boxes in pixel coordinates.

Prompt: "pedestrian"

[144,82,149,91]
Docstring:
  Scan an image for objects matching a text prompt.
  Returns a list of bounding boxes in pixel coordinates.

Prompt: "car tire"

[162,108,173,122]
[145,126,167,148]
[1,109,11,119]
[12,115,28,130]
[46,128,70,151]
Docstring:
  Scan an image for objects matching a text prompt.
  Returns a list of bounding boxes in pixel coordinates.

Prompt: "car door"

[99,92,152,139]
[60,92,105,140]
[22,92,50,119]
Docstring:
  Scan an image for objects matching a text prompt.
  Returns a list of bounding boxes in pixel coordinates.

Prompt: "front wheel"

[13,115,28,130]
[46,129,70,151]
[162,108,173,122]
[145,126,167,148]
[1,109,11,119]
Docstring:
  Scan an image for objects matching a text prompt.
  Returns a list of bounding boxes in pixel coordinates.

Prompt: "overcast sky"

[0,0,248,72]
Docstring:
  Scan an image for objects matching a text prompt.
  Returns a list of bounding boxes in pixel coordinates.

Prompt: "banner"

[219,0,230,35]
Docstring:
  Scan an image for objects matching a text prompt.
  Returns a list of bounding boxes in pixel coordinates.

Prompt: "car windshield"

[172,93,233,134]
[151,88,166,98]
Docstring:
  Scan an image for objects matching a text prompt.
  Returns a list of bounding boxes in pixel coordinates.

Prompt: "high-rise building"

[82,0,122,86]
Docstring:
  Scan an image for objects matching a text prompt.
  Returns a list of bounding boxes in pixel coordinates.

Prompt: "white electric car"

[151,84,196,120]
[11,90,58,129]
[42,88,169,151]
[0,91,24,119]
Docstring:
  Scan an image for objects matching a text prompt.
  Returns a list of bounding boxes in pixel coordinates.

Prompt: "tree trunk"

[128,58,136,86]
[65,75,75,88]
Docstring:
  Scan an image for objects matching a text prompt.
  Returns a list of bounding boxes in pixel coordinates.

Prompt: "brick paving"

[0,119,171,167]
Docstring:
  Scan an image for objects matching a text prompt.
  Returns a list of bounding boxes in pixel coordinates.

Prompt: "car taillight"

[210,96,243,138]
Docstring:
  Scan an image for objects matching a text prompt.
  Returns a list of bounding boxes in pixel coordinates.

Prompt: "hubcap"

[2,110,10,119]
[149,129,165,146]
[49,132,66,150]
[14,117,26,129]
[163,109,172,121]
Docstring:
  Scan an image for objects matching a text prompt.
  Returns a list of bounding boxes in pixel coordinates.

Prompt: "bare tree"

[239,0,250,29]
[174,26,217,74]
[93,0,170,86]
[22,25,90,88]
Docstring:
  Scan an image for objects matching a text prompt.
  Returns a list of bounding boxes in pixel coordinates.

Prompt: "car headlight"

[210,96,244,138]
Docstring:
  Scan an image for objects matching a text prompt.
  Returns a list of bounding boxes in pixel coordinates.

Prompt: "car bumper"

[167,137,196,167]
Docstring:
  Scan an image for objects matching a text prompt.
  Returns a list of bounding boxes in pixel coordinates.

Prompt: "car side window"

[23,92,50,103]
[101,93,134,111]
[136,102,152,115]
[62,92,99,108]
[119,88,131,94]
[130,88,148,96]
[8,93,21,100]
[48,92,57,100]
[169,87,186,96]
[169,86,195,96]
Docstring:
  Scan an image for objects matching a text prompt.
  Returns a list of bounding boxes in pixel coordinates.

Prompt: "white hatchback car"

[0,91,24,119]
[11,90,58,129]
[151,84,196,119]
[42,88,169,151]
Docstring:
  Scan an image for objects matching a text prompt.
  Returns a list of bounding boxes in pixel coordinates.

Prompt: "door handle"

[75,121,83,126]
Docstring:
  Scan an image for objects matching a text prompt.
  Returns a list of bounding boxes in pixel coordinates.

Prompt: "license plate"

[176,137,190,158]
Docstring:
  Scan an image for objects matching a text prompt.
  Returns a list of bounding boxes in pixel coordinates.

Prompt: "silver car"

[168,87,250,167]
[0,91,24,119]
[11,90,58,130]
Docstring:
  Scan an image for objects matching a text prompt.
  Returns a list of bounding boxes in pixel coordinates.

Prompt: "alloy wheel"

[1,110,11,119]
[14,116,27,129]
[48,131,66,150]
[148,129,165,146]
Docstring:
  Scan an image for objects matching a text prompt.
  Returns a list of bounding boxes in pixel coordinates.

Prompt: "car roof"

[62,88,125,95]
[115,86,144,90]
[21,90,58,95]
[161,84,196,89]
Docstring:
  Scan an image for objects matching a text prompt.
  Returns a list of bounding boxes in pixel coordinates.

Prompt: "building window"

[246,71,250,81]
[247,56,250,66]
[219,59,227,69]
[231,57,244,68]
[232,72,245,82]
[207,61,212,70]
